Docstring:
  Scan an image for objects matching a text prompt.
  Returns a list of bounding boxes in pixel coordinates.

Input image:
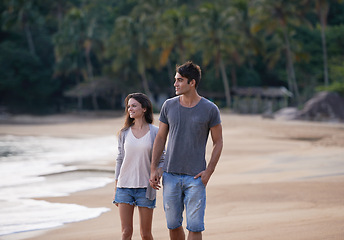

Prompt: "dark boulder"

[295,91,344,122]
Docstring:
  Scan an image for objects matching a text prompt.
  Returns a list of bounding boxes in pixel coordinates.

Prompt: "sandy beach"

[1,112,344,240]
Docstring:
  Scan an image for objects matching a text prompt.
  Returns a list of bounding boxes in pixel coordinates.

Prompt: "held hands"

[150,168,162,190]
[149,168,212,188]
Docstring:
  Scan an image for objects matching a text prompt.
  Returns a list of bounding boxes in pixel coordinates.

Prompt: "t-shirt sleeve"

[159,100,169,125]
[209,104,221,128]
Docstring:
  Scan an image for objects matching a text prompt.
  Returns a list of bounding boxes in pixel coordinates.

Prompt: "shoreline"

[1,113,344,239]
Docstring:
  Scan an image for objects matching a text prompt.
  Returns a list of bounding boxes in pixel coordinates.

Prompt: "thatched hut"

[231,87,293,114]
[64,77,122,110]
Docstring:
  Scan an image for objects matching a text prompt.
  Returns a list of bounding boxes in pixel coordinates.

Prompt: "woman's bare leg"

[138,207,154,240]
[119,203,135,240]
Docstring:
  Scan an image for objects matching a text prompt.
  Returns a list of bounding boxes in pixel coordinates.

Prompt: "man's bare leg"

[169,226,185,240]
[188,231,202,240]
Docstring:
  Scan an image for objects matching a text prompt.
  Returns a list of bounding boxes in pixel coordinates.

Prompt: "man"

[150,61,223,240]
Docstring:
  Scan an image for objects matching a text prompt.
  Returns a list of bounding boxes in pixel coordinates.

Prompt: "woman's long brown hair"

[119,93,153,133]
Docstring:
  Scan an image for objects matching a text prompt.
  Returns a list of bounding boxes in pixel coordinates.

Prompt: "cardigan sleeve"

[115,131,125,180]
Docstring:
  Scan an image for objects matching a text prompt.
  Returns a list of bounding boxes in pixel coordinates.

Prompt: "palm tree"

[157,6,194,65]
[145,4,197,96]
[2,0,43,56]
[113,16,151,96]
[54,8,91,110]
[233,0,262,69]
[54,3,109,110]
[109,2,162,105]
[192,2,239,108]
[251,0,312,106]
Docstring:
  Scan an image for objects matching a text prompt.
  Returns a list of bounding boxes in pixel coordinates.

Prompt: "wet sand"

[1,113,344,240]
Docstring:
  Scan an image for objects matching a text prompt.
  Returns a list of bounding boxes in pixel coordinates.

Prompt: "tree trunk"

[57,1,63,30]
[84,40,99,110]
[285,61,293,97]
[231,65,238,88]
[219,57,231,108]
[283,27,300,106]
[92,93,99,110]
[140,70,156,106]
[178,37,186,63]
[141,70,151,96]
[77,97,83,111]
[24,23,36,56]
[85,40,94,80]
[167,59,175,95]
[76,73,83,111]
[321,21,329,87]
[319,1,329,86]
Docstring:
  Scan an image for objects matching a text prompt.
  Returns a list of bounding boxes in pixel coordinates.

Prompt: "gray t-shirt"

[159,96,221,176]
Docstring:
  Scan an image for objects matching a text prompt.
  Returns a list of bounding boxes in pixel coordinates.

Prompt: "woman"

[113,93,163,240]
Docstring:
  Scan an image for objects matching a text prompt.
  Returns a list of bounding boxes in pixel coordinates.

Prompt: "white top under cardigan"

[117,128,151,188]
[115,124,164,200]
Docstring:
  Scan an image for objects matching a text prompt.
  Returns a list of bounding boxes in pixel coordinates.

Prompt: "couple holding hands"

[113,61,223,240]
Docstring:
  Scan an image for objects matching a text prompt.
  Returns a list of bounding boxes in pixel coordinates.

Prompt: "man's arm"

[150,121,169,190]
[194,123,223,186]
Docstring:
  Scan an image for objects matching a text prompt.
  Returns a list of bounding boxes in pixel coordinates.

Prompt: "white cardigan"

[115,124,164,200]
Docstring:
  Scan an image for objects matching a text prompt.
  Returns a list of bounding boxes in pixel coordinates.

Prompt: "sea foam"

[0,135,116,236]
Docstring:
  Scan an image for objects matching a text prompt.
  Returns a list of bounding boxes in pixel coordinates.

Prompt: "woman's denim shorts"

[113,188,156,209]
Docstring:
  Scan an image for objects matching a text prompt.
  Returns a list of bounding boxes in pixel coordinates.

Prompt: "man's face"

[174,72,193,95]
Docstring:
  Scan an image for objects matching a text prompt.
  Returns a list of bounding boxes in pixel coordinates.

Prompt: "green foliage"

[316,22,344,97]
[237,68,262,87]
[316,82,344,96]
[0,0,344,113]
[327,24,344,54]
[329,57,344,83]
[328,1,344,25]
[0,40,56,113]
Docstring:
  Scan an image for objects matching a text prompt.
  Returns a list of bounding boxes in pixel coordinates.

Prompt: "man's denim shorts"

[113,188,156,209]
[162,172,206,232]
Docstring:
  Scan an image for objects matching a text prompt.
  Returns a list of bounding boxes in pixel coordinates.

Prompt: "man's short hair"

[176,61,201,88]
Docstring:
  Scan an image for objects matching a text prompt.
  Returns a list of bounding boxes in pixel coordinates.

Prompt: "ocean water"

[0,134,116,236]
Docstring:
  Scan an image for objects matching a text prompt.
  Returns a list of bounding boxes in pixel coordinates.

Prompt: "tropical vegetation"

[0,0,343,113]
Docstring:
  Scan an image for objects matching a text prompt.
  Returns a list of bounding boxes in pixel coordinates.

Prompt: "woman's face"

[128,97,146,119]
